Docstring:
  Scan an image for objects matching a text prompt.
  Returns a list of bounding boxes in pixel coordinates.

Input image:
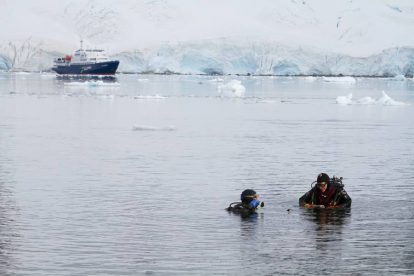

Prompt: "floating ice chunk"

[64,81,91,86]
[336,93,353,105]
[356,96,376,105]
[13,72,31,75]
[218,80,245,98]
[134,95,166,100]
[336,91,406,106]
[322,76,356,84]
[377,91,406,106]
[255,99,279,104]
[208,78,224,82]
[97,94,115,99]
[132,125,176,131]
[88,80,120,87]
[243,98,279,104]
[40,73,56,78]
[64,80,120,87]
[303,76,318,82]
[392,75,406,81]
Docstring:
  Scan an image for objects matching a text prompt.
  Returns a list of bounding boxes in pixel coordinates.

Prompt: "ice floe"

[336,91,406,106]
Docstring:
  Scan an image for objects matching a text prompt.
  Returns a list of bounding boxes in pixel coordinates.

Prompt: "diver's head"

[241,189,258,204]
[316,173,330,192]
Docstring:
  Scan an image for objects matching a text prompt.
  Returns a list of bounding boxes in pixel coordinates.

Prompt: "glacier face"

[0,0,414,76]
[1,40,414,77]
[112,42,414,77]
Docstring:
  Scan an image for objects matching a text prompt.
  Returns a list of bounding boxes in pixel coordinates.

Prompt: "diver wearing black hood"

[299,173,352,209]
[226,189,264,215]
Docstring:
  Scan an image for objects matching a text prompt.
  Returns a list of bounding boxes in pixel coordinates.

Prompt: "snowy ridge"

[0,0,413,76]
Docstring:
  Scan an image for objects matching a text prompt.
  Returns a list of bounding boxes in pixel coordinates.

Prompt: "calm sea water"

[0,73,413,275]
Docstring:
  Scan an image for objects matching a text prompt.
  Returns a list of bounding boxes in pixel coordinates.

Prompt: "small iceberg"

[377,91,406,106]
[336,91,406,106]
[392,75,406,81]
[218,80,246,98]
[336,93,353,105]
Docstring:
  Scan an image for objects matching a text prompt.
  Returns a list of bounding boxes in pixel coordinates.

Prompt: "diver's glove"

[249,199,264,209]
[303,204,324,209]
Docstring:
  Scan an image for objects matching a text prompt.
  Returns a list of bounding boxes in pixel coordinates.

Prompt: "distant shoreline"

[1,70,412,79]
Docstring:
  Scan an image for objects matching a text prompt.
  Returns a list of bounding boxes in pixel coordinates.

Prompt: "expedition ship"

[52,41,119,75]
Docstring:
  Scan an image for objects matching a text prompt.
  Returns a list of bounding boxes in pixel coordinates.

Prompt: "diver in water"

[299,173,352,209]
[226,189,264,215]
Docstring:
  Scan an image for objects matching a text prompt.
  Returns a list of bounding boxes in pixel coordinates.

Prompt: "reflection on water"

[0,164,18,274]
[301,208,351,252]
[57,75,121,97]
[0,74,413,274]
[56,75,118,82]
[239,213,264,239]
[302,208,351,227]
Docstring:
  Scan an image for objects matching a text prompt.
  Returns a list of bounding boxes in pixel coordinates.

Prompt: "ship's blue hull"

[52,60,119,75]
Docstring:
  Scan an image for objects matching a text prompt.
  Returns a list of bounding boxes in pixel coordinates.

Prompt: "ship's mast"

[80,40,83,50]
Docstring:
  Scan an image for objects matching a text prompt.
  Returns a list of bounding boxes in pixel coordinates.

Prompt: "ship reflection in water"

[56,75,118,82]
[57,75,121,97]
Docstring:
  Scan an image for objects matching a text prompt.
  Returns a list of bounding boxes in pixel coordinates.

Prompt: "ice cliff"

[113,41,414,77]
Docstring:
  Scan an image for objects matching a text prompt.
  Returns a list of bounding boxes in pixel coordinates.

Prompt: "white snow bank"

[336,91,406,106]
[218,80,246,98]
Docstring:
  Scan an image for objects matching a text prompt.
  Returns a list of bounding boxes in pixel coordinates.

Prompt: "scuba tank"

[310,176,344,188]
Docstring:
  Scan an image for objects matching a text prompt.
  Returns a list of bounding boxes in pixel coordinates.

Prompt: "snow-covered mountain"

[1,0,413,76]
